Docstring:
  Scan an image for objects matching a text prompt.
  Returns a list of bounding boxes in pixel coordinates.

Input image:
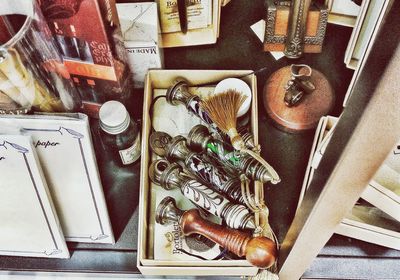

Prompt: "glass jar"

[99,101,141,166]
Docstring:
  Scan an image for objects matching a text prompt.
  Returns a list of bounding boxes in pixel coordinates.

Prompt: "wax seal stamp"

[156,196,277,268]
[263,64,334,132]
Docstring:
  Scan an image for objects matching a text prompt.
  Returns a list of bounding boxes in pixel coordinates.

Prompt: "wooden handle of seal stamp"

[181,209,277,268]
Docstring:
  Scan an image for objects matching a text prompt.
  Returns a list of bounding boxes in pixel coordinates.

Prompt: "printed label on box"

[158,0,211,33]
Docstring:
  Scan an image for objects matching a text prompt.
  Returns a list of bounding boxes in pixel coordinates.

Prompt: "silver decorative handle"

[186,154,245,204]
[187,125,279,184]
[149,159,255,230]
[181,179,255,230]
[150,131,245,204]
[284,0,312,59]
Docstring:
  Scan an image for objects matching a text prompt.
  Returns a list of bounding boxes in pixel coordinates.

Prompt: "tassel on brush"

[201,89,247,150]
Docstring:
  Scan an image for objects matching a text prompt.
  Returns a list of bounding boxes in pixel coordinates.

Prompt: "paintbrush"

[177,0,188,34]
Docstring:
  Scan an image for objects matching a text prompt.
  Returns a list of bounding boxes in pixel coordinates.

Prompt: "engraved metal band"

[284,0,312,58]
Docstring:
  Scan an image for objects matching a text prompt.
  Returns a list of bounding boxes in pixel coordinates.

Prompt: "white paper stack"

[0,135,69,258]
[0,113,114,246]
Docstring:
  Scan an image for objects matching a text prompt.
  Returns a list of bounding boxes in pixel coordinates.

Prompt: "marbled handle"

[186,154,244,204]
[181,179,254,229]
[187,97,214,125]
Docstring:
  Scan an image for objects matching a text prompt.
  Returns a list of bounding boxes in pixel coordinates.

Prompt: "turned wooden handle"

[180,209,277,268]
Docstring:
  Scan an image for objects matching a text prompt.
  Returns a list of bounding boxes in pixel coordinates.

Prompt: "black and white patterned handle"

[181,179,254,230]
[186,154,245,204]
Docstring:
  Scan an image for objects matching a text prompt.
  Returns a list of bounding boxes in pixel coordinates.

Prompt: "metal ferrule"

[237,126,256,150]
[166,78,193,106]
[167,135,192,161]
[160,162,183,190]
[238,156,273,184]
[149,159,182,190]
[155,196,184,225]
[222,179,246,205]
[220,203,255,230]
[187,124,212,153]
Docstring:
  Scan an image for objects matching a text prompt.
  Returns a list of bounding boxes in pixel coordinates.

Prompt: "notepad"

[0,113,114,244]
[0,135,69,258]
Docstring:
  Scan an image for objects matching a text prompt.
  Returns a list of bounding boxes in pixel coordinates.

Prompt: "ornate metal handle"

[185,154,245,204]
[150,131,245,204]
[149,159,255,230]
[166,78,214,125]
[284,0,312,59]
[181,179,254,229]
[187,125,278,183]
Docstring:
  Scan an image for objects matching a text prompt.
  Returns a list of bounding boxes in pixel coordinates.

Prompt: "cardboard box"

[297,116,338,207]
[362,165,400,223]
[138,69,260,276]
[39,0,133,116]
[117,2,163,89]
[336,204,400,251]
[344,0,390,70]
[326,0,361,27]
[156,0,221,48]
[221,0,232,6]
[343,0,391,106]
[299,116,400,250]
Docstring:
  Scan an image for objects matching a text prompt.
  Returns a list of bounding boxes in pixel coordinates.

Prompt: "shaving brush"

[166,78,257,150]
[201,89,247,151]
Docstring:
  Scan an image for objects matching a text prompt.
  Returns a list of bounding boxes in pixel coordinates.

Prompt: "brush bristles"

[201,89,247,134]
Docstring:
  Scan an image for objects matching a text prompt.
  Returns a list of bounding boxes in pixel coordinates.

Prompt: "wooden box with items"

[137,69,279,275]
